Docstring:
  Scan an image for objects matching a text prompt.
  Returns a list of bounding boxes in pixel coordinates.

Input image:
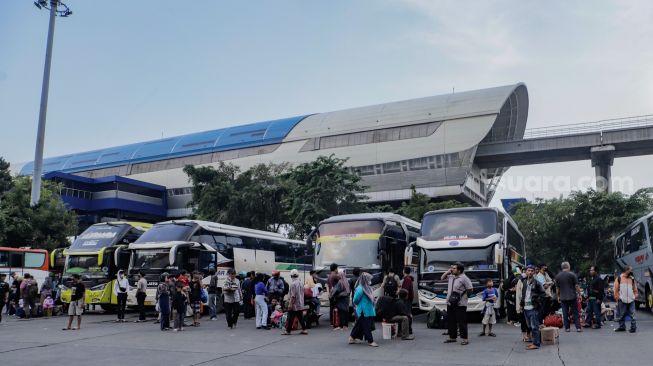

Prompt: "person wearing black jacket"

[520,265,545,350]
[584,266,605,329]
[375,290,415,340]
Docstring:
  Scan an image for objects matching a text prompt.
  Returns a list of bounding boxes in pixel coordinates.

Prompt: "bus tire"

[646,285,652,312]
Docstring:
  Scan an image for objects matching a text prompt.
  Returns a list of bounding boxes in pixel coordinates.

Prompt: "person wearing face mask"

[114,270,130,322]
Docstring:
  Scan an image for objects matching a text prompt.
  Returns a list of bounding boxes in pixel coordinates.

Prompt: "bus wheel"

[646,286,653,312]
[101,304,117,313]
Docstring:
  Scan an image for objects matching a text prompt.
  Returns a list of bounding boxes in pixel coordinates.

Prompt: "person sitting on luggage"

[479,279,498,337]
[375,290,414,340]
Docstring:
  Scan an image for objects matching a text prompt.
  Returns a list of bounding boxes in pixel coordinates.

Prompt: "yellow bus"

[60,222,150,311]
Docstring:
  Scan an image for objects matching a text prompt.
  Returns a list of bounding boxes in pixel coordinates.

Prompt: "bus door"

[382,223,407,275]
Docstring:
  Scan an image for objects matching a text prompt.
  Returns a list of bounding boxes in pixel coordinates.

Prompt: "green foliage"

[283,155,368,238]
[0,176,77,250]
[512,189,653,273]
[395,185,469,221]
[0,157,13,197]
[184,155,369,238]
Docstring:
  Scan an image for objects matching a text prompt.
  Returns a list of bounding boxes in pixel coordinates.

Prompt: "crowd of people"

[0,261,642,349]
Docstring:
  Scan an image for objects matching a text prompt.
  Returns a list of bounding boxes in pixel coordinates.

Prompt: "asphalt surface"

[1,308,652,366]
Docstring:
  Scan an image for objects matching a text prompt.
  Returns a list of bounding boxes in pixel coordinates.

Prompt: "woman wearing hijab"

[331,269,351,330]
[349,272,378,347]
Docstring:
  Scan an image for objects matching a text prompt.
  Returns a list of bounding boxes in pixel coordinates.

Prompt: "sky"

[1,0,652,207]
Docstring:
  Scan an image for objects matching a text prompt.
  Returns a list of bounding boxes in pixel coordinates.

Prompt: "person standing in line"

[114,270,130,323]
[614,265,638,333]
[172,284,186,332]
[0,273,9,323]
[156,274,171,331]
[536,264,554,321]
[223,268,243,329]
[554,262,582,332]
[585,266,605,329]
[242,271,256,319]
[349,272,378,347]
[330,269,351,330]
[522,265,545,350]
[63,274,85,330]
[189,272,203,327]
[207,269,219,321]
[254,273,269,330]
[442,263,473,345]
[282,269,309,335]
[135,271,148,323]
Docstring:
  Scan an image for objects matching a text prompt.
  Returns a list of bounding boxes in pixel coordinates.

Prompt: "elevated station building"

[17,83,529,221]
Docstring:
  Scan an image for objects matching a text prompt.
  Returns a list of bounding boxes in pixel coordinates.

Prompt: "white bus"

[614,211,653,311]
[126,220,309,306]
[308,213,421,301]
[416,207,526,313]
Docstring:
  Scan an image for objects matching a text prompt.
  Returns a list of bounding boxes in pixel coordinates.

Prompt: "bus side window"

[24,252,45,268]
[9,252,23,268]
[631,223,645,252]
[648,218,653,247]
[199,252,216,272]
[0,251,8,267]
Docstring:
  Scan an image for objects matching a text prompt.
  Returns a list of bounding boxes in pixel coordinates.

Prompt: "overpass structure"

[476,115,653,192]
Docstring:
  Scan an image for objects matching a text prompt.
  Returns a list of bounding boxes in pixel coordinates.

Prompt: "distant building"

[18,83,529,221]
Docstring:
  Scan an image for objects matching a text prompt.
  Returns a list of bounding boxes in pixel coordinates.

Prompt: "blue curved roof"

[20,115,310,176]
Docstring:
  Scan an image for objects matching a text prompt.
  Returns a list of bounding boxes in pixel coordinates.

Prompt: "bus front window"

[65,255,105,277]
[70,224,127,251]
[315,220,383,269]
[422,245,496,273]
[422,210,497,240]
[131,250,171,270]
[135,222,196,244]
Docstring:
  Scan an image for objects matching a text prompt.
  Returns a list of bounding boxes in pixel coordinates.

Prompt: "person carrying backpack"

[614,266,638,333]
[207,269,219,321]
[382,270,400,298]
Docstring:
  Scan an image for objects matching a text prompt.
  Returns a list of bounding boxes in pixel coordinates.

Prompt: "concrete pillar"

[590,145,615,193]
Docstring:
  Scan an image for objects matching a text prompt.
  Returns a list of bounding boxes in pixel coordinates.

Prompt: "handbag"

[155,301,160,312]
[185,304,194,317]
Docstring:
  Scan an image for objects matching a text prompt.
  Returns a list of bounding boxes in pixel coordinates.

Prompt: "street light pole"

[31,0,72,206]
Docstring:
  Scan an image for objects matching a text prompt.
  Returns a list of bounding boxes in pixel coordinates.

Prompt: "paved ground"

[1,309,652,366]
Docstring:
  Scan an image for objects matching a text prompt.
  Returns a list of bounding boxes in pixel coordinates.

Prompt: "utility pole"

[30,0,72,206]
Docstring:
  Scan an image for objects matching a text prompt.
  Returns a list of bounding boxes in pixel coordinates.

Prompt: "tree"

[512,189,653,273]
[283,155,368,238]
[0,176,77,250]
[184,162,291,231]
[394,185,469,221]
[0,157,13,198]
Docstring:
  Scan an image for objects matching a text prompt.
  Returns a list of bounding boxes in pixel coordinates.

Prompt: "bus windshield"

[315,220,383,269]
[131,249,171,270]
[422,210,497,240]
[64,255,106,277]
[69,224,127,251]
[422,245,496,273]
[135,222,197,244]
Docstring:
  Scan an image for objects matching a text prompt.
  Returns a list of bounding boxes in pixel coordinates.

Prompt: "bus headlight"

[419,289,436,300]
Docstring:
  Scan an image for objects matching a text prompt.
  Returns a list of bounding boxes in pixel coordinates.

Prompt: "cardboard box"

[541,327,559,345]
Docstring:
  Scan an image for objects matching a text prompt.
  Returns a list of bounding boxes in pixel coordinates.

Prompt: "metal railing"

[59,187,92,200]
[523,114,653,139]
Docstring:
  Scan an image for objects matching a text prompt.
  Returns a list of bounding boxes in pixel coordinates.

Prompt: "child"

[43,295,55,317]
[271,305,284,328]
[172,285,187,332]
[480,279,498,337]
[267,298,279,326]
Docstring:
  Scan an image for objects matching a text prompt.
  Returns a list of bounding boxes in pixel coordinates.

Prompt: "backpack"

[383,276,398,297]
[27,281,38,300]
[426,307,447,329]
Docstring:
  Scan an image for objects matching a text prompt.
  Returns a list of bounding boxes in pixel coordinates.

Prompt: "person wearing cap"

[282,269,308,335]
[223,268,243,329]
[267,270,285,303]
[156,273,171,330]
[114,270,130,322]
[521,265,545,350]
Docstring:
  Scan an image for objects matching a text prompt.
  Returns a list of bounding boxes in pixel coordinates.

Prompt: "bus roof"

[153,220,304,244]
[424,207,499,216]
[95,221,153,230]
[319,213,420,228]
